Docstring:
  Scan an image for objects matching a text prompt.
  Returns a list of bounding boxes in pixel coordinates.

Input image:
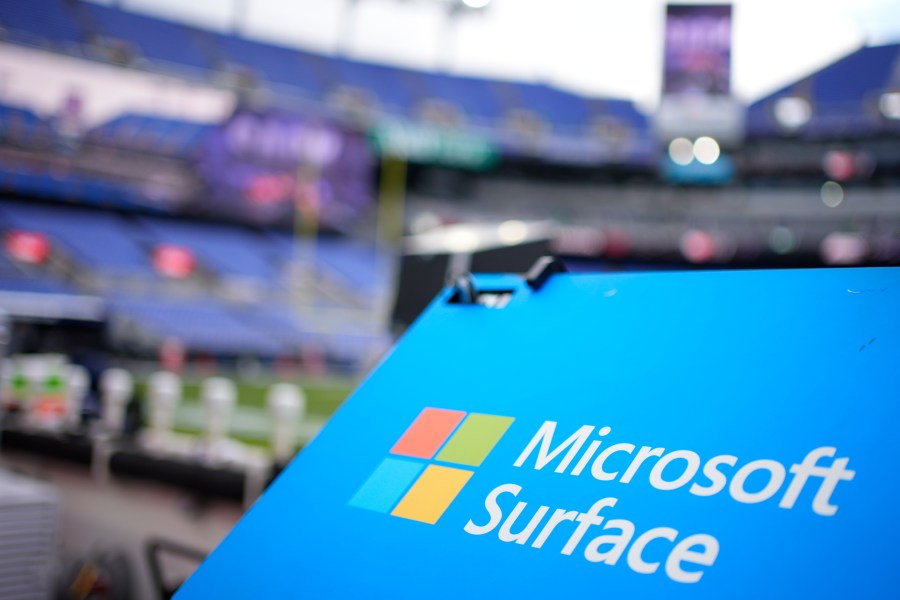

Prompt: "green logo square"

[436,413,514,467]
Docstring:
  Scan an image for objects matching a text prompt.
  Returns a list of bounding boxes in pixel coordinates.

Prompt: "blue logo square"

[348,457,425,513]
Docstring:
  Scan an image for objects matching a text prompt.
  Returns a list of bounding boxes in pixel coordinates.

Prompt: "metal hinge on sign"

[447,273,513,308]
[447,256,566,308]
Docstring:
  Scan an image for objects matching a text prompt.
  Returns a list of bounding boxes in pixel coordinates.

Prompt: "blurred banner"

[195,109,374,229]
[371,120,499,171]
[663,4,732,97]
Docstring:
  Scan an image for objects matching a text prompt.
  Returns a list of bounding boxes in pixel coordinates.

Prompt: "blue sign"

[662,153,735,184]
[178,267,899,598]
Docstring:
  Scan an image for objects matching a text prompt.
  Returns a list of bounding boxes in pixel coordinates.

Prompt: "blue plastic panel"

[178,267,900,599]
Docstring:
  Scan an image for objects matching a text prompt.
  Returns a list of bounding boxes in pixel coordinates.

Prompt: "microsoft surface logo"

[349,407,514,524]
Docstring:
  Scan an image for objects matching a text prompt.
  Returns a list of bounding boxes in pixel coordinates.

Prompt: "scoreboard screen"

[195,109,374,229]
[663,4,732,96]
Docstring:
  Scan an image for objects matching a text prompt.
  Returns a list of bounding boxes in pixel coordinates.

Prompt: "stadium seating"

[0,0,85,47]
[314,236,390,295]
[85,4,212,71]
[812,44,897,105]
[106,293,386,361]
[0,274,74,295]
[747,43,900,139]
[588,98,651,133]
[0,199,389,364]
[137,217,283,282]
[0,201,154,277]
[85,114,213,157]
[232,303,388,367]
[419,73,507,125]
[514,83,589,133]
[330,58,415,116]
[0,1,652,147]
[0,103,54,146]
[0,250,75,294]
[0,200,387,300]
[212,34,323,97]
[268,232,388,297]
[109,294,287,356]
[0,166,142,207]
[807,44,899,136]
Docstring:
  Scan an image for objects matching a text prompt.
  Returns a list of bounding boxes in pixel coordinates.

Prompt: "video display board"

[663,4,732,96]
[195,109,374,229]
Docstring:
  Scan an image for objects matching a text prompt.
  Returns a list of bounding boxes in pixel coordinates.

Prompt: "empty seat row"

[0,200,387,296]
[87,3,212,71]
[109,295,288,356]
[0,0,85,47]
[85,114,213,157]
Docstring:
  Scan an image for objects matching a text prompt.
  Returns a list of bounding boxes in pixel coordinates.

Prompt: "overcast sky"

[92,0,900,108]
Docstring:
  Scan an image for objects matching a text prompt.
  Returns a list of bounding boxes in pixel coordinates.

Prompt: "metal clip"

[525,256,567,291]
